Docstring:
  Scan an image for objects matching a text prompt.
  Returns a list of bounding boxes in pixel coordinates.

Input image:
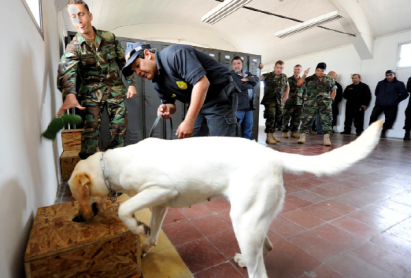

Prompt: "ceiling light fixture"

[275,11,343,39]
[202,0,252,25]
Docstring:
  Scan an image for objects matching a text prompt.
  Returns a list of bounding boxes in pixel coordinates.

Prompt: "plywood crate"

[60,129,83,179]
[24,198,142,278]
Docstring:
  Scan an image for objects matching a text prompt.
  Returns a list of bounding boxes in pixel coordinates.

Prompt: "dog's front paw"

[135,220,151,237]
[234,253,246,268]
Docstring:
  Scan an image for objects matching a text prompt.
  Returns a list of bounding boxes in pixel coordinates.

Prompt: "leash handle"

[149,114,174,139]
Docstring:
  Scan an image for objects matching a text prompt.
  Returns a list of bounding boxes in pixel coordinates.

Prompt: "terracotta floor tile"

[162,220,203,246]
[279,203,297,215]
[283,173,305,183]
[311,224,365,250]
[269,216,307,239]
[370,232,411,257]
[309,264,345,278]
[317,200,357,215]
[326,252,392,278]
[284,183,304,195]
[263,256,294,278]
[216,209,232,226]
[268,240,322,277]
[175,237,227,274]
[191,215,231,237]
[208,229,240,260]
[266,229,284,246]
[375,199,411,216]
[194,262,244,278]
[347,210,402,231]
[362,204,410,222]
[204,197,231,212]
[292,191,326,204]
[389,192,412,206]
[310,186,345,198]
[331,216,380,239]
[385,218,411,242]
[353,241,411,278]
[282,209,325,229]
[287,179,319,190]
[285,195,313,208]
[163,208,187,226]
[179,204,212,220]
[301,204,342,221]
[289,231,345,262]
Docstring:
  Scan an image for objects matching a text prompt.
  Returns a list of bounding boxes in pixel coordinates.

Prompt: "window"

[22,0,43,38]
[397,42,411,69]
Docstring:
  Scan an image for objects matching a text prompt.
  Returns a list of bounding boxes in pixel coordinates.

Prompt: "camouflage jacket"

[285,76,307,106]
[57,28,135,102]
[260,72,288,105]
[305,74,336,101]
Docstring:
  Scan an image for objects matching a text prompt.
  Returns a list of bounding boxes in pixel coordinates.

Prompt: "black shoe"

[404,132,411,141]
[340,131,350,135]
[356,133,361,136]
[381,129,387,138]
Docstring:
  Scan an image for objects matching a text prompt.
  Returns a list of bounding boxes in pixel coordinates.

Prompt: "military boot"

[266,133,277,144]
[297,133,306,144]
[291,132,300,138]
[324,134,332,146]
[282,132,289,138]
[381,129,387,139]
[272,134,281,142]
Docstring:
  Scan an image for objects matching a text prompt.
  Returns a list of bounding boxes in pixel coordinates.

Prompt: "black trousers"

[332,104,339,126]
[369,104,398,130]
[344,106,365,134]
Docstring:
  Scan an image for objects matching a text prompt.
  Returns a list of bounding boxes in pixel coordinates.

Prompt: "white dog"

[69,120,383,278]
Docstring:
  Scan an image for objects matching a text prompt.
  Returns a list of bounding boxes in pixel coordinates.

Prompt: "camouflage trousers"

[299,98,333,134]
[282,105,303,132]
[79,92,128,159]
[263,98,283,133]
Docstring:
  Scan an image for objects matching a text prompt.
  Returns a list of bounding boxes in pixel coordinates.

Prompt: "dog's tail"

[279,120,383,177]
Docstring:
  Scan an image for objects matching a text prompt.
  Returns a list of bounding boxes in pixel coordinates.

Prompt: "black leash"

[149,114,174,139]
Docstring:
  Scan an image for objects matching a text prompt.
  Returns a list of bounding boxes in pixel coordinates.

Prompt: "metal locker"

[220,51,234,71]
[248,55,261,141]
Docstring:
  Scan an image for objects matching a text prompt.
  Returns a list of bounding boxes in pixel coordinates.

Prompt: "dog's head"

[68,157,107,221]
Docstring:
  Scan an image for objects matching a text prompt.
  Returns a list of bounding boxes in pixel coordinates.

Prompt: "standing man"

[122,43,238,138]
[404,77,411,141]
[297,63,336,146]
[231,56,260,139]
[282,64,307,138]
[328,71,343,133]
[341,74,371,136]
[261,61,290,144]
[57,0,137,160]
[369,70,409,138]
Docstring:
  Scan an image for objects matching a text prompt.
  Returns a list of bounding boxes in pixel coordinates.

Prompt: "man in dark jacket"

[369,70,409,138]
[341,74,371,136]
[328,71,343,133]
[231,56,260,139]
[404,77,411,141]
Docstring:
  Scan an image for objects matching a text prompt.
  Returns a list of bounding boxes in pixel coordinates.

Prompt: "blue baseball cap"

[122,42,152,77]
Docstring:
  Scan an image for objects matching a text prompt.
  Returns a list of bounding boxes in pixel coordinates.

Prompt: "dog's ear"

[73,172,90,201]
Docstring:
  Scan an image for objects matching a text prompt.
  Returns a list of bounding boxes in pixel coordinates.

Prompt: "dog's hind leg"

[118,186,178,237]
[141,205,168,257]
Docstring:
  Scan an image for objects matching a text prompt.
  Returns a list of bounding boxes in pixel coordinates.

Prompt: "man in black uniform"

[404,77,411,141]
[341,74,372,136]
[328,71,343,133]
[122,43,238,139]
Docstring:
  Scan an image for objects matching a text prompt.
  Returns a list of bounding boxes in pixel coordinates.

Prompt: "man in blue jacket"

[231,56,260,139]
[369,70,409,138]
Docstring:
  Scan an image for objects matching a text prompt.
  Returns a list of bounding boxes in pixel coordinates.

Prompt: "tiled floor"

[55,128,411,278]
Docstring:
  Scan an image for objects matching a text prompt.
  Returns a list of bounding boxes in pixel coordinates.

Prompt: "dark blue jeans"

[236,110,253,139]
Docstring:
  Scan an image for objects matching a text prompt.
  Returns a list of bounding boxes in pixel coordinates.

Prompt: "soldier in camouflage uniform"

[297,63,337,146]
[261,60,290,144]
[282,64,307,139]
[57,0,136,159]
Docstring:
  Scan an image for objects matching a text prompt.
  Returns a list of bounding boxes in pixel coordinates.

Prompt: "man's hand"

[259,62,264,69]
[361,105,367,110]
[282,95,288,103]
[127,86,137,98]
[57,94,85,117]
[241,77,249,82]
[157,104,171,119]
[304,68,311,76]
[176,119,194,139]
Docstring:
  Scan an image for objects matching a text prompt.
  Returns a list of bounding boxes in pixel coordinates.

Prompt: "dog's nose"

[92,203,98,216]
[72,213,86,223]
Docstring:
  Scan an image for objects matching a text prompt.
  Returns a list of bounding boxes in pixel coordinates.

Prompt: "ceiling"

[62,0,411,64]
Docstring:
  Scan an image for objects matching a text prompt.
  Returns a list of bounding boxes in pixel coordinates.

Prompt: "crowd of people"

[57,0,411,162]
[260,61,411,145]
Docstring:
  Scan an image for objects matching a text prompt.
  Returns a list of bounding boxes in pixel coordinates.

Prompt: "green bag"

[42,114,83,140]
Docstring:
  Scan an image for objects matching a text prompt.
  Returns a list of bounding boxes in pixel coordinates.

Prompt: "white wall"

[0,1,64,277]
[260,30,411,139]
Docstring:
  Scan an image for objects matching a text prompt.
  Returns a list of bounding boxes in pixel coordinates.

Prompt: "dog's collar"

[100,152,118,203]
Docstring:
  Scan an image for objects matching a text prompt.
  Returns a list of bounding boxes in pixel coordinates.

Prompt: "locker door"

[219,51,233,70]
[248,55,261,141]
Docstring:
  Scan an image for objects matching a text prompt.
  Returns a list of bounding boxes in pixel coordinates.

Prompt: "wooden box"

[60,150,81,179]
[61,129,83,151]
[24,198,142,278]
